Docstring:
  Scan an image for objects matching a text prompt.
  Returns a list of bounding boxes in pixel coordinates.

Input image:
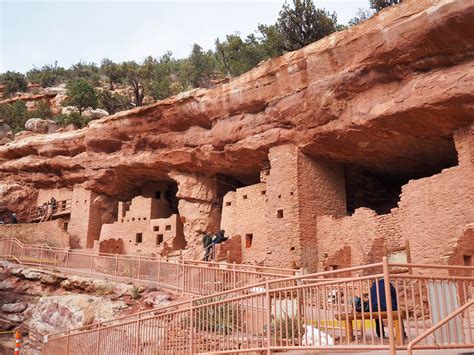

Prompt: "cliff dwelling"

[0,0,472,276]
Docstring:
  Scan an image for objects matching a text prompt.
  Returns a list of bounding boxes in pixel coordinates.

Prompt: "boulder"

[83,108,109,119]
[143,291,172,308]
[0,280,13,291]
[2,302,28,313]
[45,84,67,96]
[25,294,127,335]
[0,121,13,145]
[24,118,58,134]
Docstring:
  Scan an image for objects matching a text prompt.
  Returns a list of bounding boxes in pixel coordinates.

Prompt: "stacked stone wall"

[0,219,70,248]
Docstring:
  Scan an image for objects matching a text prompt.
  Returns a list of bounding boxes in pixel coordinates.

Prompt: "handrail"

[407,300,474,355]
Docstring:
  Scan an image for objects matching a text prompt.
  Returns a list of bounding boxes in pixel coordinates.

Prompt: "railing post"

[232,262,237,290]
[135,313,141,355]
[9,238,14,258]
[382,256,396,355]
[90,253,94,275]
[96,327,101,355]
[66,333,70,354]
[189,306,194,353]
[265,281,271,354]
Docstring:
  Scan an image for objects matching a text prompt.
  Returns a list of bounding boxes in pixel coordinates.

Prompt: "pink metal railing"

[0,238,296,296]
[40,259,473,354]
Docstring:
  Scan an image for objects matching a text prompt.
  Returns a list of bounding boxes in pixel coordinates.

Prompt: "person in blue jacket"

[370,279,405,338]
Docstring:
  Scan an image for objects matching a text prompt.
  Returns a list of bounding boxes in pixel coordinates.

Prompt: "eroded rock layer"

[0,0,473,231]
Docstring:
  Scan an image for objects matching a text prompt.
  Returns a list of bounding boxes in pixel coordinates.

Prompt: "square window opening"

[243,195,248,200]
[156,234,164,245]
[165,225,172,231]
[261,190,266,195]
[136,233,143,244]
[155,191,161,199]
[226,201,232,206]
[245,234,253,248]
[277,209,284,218]
[153,226,159,232]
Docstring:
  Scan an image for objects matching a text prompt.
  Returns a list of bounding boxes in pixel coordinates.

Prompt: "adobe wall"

[221,145,346,271]
[317,124,474,270]
[100,214,184,256]
[0,219,70,248]
[221,183,267,264]
[68,187,101,248]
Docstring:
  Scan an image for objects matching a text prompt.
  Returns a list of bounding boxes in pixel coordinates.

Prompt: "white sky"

[0,0,369,73]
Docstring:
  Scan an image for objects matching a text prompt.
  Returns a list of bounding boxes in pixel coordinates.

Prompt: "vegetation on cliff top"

[0,0,400,131]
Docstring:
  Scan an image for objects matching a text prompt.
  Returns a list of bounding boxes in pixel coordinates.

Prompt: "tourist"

[369,279,405,338]
[11,213,17,224]
[50,197,57,214]
[202,231,213,261]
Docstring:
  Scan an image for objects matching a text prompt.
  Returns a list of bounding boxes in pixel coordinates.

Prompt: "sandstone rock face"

[0,261,179,353]
[24,118,59,134]
[0,121,13,145]
[0,1,473,243]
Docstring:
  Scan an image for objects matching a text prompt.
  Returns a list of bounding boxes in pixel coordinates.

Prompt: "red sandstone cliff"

[0,0,473,235]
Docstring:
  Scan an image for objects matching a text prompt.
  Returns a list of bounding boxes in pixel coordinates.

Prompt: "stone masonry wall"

[68,187,99,248]
[221,183,267,264]
[317,125,474,270]
[0,219,70,248]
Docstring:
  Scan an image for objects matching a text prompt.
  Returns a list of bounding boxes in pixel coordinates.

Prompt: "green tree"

[0,71,28,97]
[68,61,100,86]
[276,0,339,51]
[348,8,374,26]
[257,24,285,58]
[370,0,402,11]
[0,101,28,132]
[98,89,130,114]
[121,61,148,107]
[63,78,98,115]
[100,58,124,90]
[146,52,175,101]
[26,62,67,87]
[215,34,268,77]
[187,44,216,88]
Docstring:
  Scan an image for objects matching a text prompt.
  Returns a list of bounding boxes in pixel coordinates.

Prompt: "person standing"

[11,213,17,224]
[202,231,213,261]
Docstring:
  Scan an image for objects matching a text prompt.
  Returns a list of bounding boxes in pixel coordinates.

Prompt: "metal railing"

[40,258,474,354]
[28,199,72,222]
[407,300,474,355]
[0,238,296,295]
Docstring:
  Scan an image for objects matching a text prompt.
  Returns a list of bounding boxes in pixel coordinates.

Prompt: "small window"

[290,191,294,196]
[225,201,232,206]
[138,218,141,221]
[243,195,248,200]
[143,217,147,221]
[132,218,135,221]
[278,194,281,199]
[165,225,171,231]
[290,246,295,251]
[63,222,68,231]
[153,226,159,232]
[156,234,164,245]
[261,190,266,195]
[464,255,472,266]
[277,209,284,218]
[84,200,87,204]
[136,233,143,243]
[121,219,124,223]
[245,234,253,248]
[155,191,161,199]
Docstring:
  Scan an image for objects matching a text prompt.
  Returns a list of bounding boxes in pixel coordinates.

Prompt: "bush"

[98,89,130,114]
[0,71,28,97]
[53,113,90,128]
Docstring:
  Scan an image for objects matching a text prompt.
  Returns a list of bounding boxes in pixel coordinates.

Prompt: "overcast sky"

[0,0,368,73]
